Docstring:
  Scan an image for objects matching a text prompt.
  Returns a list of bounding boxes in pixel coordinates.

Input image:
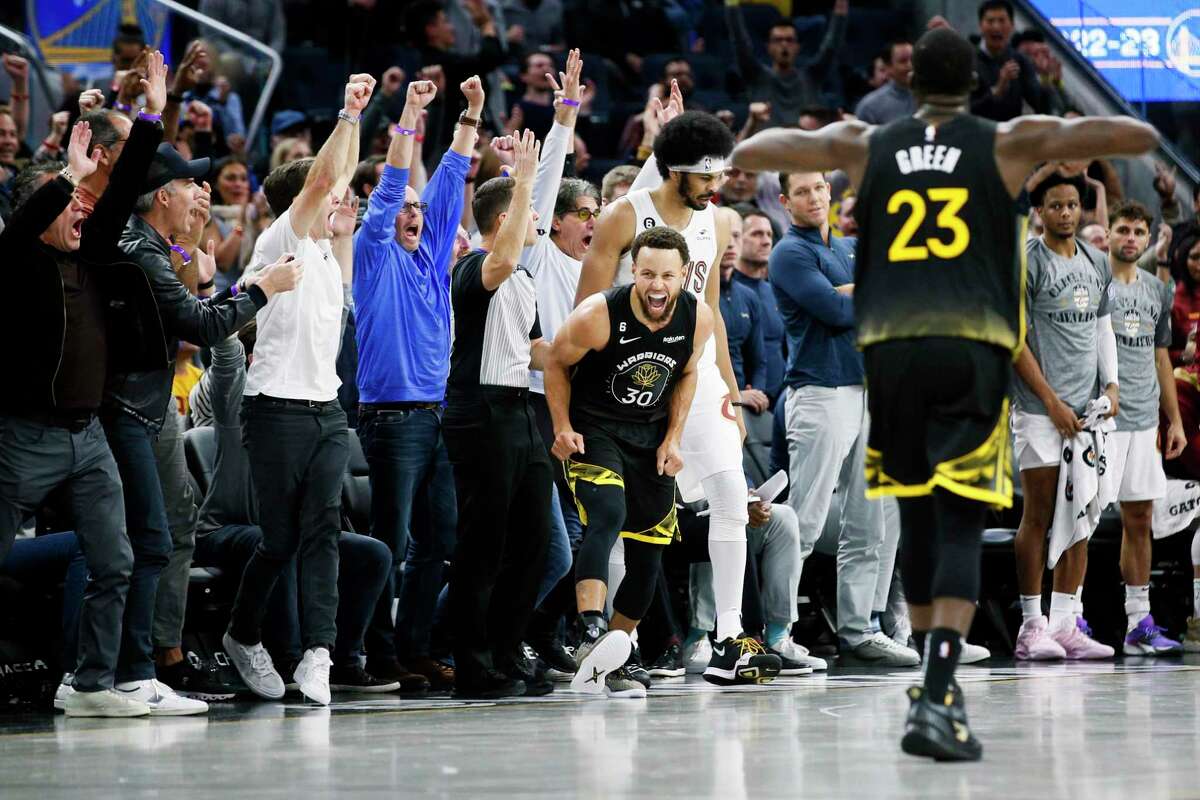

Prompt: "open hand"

[509,128,541,185]
[548,48,583,114]
[194,238,217,286]
[66,120,100,180]
[172,40,208,93]
[191,180,212,228]
[1153,162,1177,200]
[140,50,168,115]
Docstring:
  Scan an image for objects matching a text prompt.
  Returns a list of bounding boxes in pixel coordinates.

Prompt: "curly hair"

[653,111,735,181]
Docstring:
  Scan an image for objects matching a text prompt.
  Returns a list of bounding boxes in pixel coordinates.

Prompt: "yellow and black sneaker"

[899,685,983,762]
[702,634,782,686]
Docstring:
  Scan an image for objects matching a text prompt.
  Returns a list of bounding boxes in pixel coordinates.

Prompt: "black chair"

[342,428,371,535]
[183,426,217,500]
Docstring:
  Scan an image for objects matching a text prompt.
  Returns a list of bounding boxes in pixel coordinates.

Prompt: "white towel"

[1047,400,1116,569]
[1152,479,1200,539]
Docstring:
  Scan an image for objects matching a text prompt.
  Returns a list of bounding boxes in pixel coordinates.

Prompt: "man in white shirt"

[222,74,376,706]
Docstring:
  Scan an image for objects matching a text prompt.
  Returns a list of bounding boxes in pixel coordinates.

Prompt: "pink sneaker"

[1015,616,1067,661]
[1050,618,1114,660]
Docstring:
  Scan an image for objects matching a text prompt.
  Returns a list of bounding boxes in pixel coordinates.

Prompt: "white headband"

[669,155,727,174]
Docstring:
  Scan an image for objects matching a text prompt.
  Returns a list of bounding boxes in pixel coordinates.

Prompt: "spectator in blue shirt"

[769,170,916,666]
[352,75,483,691]
[717,208,767,399]
[731,208,786,406]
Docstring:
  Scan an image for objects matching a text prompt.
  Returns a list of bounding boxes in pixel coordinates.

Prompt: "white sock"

[1074,584,1085,619]
[1124,584,1151,631]
[1193,579,1200,619]
[604,538,626,620]
[1020,594,1042,624]
[1048,592,1075,629]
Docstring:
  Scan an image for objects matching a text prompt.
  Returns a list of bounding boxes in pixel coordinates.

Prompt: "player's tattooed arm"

[575,198,635,306]
[546,294,611,460]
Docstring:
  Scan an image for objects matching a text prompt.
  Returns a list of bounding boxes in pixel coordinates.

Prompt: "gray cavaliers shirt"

[1013,236,1112,416]
[1109,271,1173,431]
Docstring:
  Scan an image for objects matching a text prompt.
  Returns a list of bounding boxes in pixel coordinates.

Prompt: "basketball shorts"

[677,362,744,503]
[864,337,1013,508]
[564,415,678,546]
[1105,428,1166,503]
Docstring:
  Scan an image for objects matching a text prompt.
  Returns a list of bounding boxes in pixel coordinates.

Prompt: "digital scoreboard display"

[1029,2,1200,102]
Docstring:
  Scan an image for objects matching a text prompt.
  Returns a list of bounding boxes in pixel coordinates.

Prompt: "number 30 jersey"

[854,114,1023,354]
[570,284,698,426]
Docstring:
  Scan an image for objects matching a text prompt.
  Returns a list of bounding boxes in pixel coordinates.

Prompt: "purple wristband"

[138,110,162,122]
[560,98,581,108]
[392,125,417,136]
[169,244,191,264]
[115,101,133,114]
[230,282,239,297]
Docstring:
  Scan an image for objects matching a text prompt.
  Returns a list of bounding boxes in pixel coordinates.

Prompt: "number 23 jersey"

[570,284,698,426]
[853,114,1023,354]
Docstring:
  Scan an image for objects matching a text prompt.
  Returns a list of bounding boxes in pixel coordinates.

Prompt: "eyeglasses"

[402,201,428,213]
[567,208,602,221]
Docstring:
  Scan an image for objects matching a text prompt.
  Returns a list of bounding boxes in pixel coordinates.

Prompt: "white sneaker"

[849,631,921,667]
[222,631,285,700]
[54,673,75,712]
[769,638,827,671]
[684,638,712,675]
[116,679,209,716]
[570,631,631,695]
[64,688,151,717]
[960,642,991,664]
[294,647,332,705]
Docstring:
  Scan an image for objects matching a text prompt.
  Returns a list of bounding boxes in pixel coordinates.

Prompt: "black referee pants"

[443,388,552,682]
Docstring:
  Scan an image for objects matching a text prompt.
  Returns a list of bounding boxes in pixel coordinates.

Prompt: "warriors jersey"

[854,114,1023,354]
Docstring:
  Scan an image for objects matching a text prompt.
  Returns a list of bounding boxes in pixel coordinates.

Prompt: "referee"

[445,130,554,699]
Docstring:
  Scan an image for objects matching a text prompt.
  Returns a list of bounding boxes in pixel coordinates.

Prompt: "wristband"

[41,139,61,152]
[1158,260,1170,267]
[392,125,417,136]
[10,92,29,101]
[731,401,747,408]
[170,244,192,264]
[138,110,162,122]
[230,282,240,297]
[560,98,581,108]
[115,101,133,114]
[167,91,185,104]
[415,134,424,143]
[338,109,360,124]
[197,278,215,290]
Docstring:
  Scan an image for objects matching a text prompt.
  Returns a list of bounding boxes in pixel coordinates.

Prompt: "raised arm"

[164,41,206,143]
[359,79,436,245]
[1,121,97,252]
[809,0,849,74]
[733,121,872,188]
[450,75,485,158]
[481,129,539,291]
[725,0,765,83]
[3,55,30,139]
[575,198,634,304]
[995,115,1159,198]
[531,49,584,239]
[545,293,611,460]
[658,301,714,476]
[290,74,374,238]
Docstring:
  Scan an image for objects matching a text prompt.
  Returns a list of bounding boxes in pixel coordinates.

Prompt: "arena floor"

[3,658,1198,799]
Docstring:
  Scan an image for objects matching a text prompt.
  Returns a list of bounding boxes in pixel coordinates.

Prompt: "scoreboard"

[1029,1,1200,102]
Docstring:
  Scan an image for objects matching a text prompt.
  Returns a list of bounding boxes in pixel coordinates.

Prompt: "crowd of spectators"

[0,0,1197,713]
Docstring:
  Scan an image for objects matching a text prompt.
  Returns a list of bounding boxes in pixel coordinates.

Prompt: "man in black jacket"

[103,139,300,715]
[0,103,162,717]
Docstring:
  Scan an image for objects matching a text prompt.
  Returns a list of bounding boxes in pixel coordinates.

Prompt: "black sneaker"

[702,634,782,686]
[528,636,577,681]
[625,649,652,689]
[453,668,526,700]
[900,685,982,762]
[329,663,402,693]
[158,655,245,701]
[499,647,554,697]
[647,643,685,678]
[365,658,432,694]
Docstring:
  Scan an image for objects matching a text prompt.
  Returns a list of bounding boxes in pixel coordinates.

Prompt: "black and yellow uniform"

[566,285,697,545]
[854,114,1022,508]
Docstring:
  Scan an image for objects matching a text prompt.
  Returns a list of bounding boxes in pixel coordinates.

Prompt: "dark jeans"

[0,416,133,691]
[151,404,198,650]
[228,398,348,652]
[196,524,390,666]
[443,389,552,680]
[1,531,87,675]
[359,406,456,660]
[102,412,173,683]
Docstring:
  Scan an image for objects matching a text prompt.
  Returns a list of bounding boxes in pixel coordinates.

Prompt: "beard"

[676,175,712,211]
[635,285,678,321]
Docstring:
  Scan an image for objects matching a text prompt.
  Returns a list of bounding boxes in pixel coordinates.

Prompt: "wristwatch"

[457,110,481,128]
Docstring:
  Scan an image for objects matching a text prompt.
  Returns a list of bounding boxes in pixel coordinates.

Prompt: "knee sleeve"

[574,482,626,584]
[929,490,986,603]
[897,496,935,606]
[612,538,663,622]
[702,470,749,542]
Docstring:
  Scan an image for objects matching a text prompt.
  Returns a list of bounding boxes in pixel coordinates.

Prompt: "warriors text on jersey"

[570,284,698,427]
[853,115,1023,352]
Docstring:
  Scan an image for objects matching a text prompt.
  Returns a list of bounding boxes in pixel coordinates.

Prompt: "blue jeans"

[1,531,87,674]
[197,525,391,666]
[536,485,573,607]
[102,413,173,683]
[359,407,456,660]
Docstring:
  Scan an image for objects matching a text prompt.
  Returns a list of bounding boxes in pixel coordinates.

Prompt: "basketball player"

[732,27,1159,760]
[545,227,713,697]
[575,110,782,685]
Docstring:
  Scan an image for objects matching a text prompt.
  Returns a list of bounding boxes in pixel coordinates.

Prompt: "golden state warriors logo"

[611,354,675,408]
[1123,309,1140,336]
[1073,285,1090,311]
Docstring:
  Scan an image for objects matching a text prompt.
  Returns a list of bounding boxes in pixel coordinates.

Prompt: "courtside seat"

[342,428,371,534]
[184,426,217,500]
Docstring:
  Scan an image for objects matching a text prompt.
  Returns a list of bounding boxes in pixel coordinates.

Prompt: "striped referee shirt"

[447,250,542,400]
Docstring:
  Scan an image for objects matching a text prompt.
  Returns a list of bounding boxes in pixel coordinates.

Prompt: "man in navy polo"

[353,75,485,690]
[769,170,918,667]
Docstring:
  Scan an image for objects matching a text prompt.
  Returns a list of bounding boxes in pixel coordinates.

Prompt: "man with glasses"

[353,73,485,691]
[725,0,849,129]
